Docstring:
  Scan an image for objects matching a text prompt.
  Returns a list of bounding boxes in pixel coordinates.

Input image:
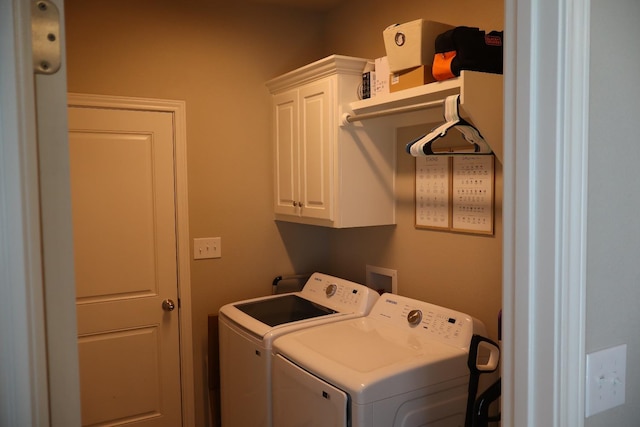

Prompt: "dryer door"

[272,354,348,427]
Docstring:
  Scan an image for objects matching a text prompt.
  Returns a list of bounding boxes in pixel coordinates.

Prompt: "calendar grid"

[415,155,494,235]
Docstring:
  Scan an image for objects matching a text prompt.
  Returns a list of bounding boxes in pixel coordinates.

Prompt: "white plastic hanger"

[405,94,492,156]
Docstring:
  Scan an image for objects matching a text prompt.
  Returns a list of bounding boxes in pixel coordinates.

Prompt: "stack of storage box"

[382,19,454,92]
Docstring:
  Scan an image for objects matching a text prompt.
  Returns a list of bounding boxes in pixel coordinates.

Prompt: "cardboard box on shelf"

[389,65,433,92]
[383,19,454,73]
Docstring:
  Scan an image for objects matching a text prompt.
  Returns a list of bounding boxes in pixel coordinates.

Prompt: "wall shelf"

[345,71,504,163]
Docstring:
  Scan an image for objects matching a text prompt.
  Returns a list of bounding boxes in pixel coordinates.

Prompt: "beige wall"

[65,0,503,425]
[586,0,640,425]
[65,1,332,425]
[325,0,504,341]
[325,0,504,59]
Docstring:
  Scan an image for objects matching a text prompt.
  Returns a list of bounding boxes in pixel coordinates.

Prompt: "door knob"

[162,299,176,312]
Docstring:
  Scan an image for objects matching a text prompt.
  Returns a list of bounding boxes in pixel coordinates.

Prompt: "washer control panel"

[300,272,379,313]
[370,293,484,350]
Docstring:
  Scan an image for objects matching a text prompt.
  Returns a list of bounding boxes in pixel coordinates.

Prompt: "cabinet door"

[299,79,333,221]
[273,90,299,216]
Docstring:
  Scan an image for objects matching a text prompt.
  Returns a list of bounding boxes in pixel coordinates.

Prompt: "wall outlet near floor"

[585,343,626,417]
[193,237,221,260]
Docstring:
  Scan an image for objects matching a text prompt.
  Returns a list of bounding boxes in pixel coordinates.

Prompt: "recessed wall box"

[366,265,398,294]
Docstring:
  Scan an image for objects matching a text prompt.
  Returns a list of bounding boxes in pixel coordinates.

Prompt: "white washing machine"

[271,293,496,427]
[218,272,379,427]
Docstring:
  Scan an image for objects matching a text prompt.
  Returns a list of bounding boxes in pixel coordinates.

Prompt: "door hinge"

[31,0,61,75]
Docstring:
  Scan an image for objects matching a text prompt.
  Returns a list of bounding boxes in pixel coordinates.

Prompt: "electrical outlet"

[585,344,626,417]
[193,237,221,260]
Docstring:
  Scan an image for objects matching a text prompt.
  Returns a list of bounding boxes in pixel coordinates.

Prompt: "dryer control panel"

[369,293,486,351]
[300,272,380,314]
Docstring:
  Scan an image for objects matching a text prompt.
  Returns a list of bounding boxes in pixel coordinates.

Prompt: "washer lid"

[234,294,336,327]
[275,318,468,404]
[218,273,379,342]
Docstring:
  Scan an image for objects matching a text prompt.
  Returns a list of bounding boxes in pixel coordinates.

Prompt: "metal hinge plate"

[31,0,61,74]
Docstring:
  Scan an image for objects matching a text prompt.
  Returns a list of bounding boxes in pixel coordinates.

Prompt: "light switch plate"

[193,237,221,260]
[585,344,626,417]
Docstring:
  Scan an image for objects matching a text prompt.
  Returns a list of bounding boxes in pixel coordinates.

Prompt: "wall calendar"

[415,155,494,234]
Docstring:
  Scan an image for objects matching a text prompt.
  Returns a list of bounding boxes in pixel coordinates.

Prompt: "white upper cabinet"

[273,79,333,221]
[267,55,396,228]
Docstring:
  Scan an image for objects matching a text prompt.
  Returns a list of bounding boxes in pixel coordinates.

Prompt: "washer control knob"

[325,283,337,297]
[407,309,423,326]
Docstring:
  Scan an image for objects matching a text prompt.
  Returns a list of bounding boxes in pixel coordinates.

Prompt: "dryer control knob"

[325,283,337,297]
[407,309,423,326]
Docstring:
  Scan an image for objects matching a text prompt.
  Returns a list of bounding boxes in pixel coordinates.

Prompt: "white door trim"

[556,1,590,424]
[503,0,589,426]
[0,0,54,425]
[67,93,196,427]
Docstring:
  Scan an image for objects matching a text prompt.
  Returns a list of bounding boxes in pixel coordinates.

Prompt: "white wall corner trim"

[503,0,589,426]
[556,0,589,425]
[1,0,52,425]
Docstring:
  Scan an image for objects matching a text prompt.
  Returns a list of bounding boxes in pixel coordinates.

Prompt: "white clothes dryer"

[271,293,494,427]
[218,272,379,427]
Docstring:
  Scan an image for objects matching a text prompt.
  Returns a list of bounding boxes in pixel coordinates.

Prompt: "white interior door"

[68,106,182,426]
